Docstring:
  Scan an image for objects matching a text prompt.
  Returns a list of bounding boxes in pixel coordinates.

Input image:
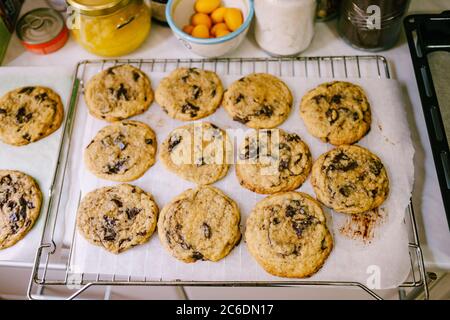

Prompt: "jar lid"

[67,0,132,16]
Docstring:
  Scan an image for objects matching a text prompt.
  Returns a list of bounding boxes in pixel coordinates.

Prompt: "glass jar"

[338,0,410,51]
[67,0,151,57]
[254,0,317,57]
[316,0,341,21]
[151,0,168,23]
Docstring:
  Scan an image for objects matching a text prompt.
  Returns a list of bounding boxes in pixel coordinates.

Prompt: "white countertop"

[3,0,450,271]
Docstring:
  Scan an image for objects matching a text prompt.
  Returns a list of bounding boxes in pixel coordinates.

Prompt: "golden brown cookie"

[77,184,159,254]
[160,122,231,185]
[155,68,223,121]
[84,120,157,182]
[311,145,389,214]
[300,81,371,145]
[236,129,312,194]
[223,73,293,129]
[0,86,64,146]
[246,192,333,278]
[0,170,42,250]
[158,186,241,263]
[85,64,153,122]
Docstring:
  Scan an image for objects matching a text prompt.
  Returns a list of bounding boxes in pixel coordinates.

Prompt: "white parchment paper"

[68,72,414,289]
[0,67,73,263]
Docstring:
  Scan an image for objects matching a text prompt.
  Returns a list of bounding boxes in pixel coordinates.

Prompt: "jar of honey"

[67,0,151,57]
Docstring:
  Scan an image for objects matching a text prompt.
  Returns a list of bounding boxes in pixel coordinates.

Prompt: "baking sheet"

[428,51,450,149]
[67,71,414,289]
[0,67,72,263]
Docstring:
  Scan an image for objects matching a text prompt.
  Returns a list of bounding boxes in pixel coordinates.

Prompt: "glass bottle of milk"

[254,0,317,56]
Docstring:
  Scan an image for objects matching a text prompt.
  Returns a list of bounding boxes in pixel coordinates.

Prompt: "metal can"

[16,8,69,55]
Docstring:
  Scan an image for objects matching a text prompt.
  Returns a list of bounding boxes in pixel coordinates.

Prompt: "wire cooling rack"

[26,56,428,300]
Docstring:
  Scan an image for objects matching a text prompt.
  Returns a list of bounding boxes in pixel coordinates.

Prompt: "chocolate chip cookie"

[0,86,64,146]
[155,68,223,121]
[160,122,231,185]
[223,73,293,129]
[311,145,389,214]
[85,65,153,122]
[0,170,42,250]
[245,192,333,278]
[77,184,159,254]
[84,120,157,182]
[158,186,241,263]
[300,81,371,145]
[236,129,312,194]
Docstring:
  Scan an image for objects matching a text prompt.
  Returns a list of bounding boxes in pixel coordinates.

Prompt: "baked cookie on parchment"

[76,184,159,254]
[0,86,64,146]
[245,192,333,278]
[0,170,42,250]
[300,81,371,145]
[155,68,224,121]
[311,145,389,214]
[160,122,231,185]
[236,129,312,194]
[84,64,153,122]
[223,73,293,129]
[158,186,241,263]
[84,120,157,182]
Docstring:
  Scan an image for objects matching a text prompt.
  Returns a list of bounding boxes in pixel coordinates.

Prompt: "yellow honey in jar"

[67,0,151,57]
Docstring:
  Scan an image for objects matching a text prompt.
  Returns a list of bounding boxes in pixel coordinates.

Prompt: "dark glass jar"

[338,0,411,51]
[316,0,341,21]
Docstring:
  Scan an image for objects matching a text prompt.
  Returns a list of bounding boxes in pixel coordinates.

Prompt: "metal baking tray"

[27,56,428,300]
[404,12,450,229]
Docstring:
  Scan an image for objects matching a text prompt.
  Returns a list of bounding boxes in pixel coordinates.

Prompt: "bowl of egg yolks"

[166,0,254,57]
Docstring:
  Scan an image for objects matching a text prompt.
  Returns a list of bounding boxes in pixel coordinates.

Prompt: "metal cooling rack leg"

[104,286,113,300]
[67,283,94,300]
[177,286,189,300]
[408,204,430,300]
[402,272,437,300]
